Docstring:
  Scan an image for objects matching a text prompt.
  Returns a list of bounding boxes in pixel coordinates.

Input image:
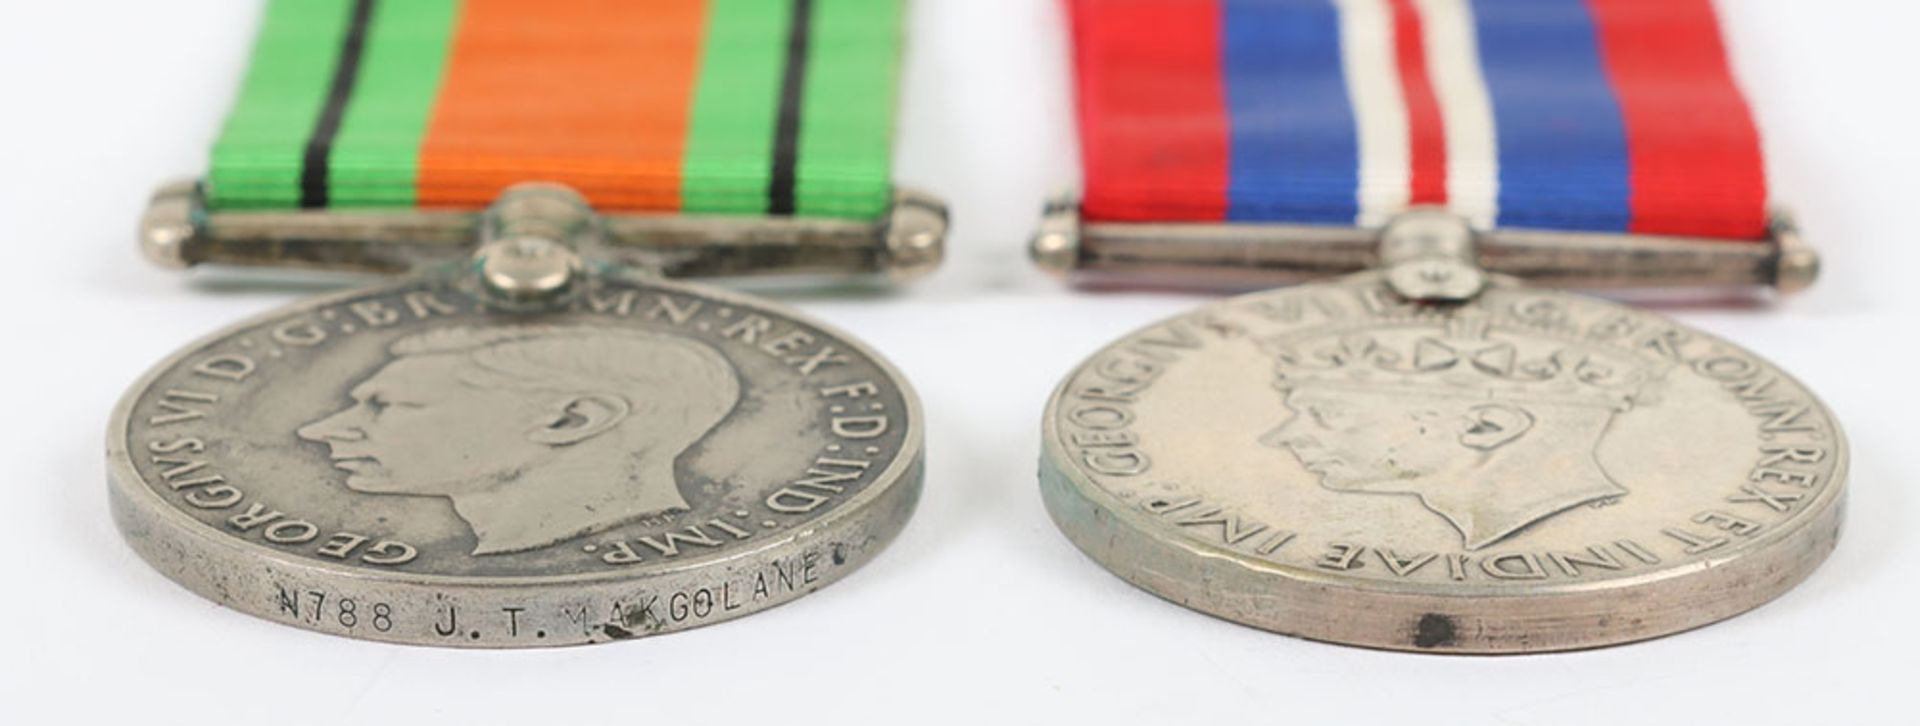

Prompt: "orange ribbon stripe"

[417,0,706,210]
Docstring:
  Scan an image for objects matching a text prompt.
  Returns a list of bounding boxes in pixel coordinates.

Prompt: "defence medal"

[110,0,942,647]
[1034,0,1842,653]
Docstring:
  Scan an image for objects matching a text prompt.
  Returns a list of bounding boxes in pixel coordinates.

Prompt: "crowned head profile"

[1259,315,1664,550]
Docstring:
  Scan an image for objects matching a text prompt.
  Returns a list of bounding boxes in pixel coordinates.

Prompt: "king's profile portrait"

[297,326,741,555]
[1259,316,1661,550]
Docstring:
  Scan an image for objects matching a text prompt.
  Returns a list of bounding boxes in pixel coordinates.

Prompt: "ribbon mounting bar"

[1031,195,1816,295]
[142,179,946,284]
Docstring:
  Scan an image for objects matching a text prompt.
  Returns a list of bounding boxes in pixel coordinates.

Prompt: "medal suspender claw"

[112,0,938,648]
[1034,0,1843,654]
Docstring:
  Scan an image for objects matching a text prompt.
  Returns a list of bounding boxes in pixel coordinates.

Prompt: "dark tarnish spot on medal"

[600,602,667,640]
[1414,613,1457,649]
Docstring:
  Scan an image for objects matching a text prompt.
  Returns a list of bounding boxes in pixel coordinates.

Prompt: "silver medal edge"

[1036,285,1847,653]
[106,276,925,646]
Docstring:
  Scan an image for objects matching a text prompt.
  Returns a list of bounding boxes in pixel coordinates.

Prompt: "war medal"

[110,0,941,647]
[1034,0,1842,653]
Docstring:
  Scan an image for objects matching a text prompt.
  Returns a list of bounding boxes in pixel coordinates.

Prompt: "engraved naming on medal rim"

[110,275,923,647]
[1040,275,1844,652]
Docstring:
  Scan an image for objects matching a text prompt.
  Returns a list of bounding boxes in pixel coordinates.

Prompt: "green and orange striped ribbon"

[208,0,902,219]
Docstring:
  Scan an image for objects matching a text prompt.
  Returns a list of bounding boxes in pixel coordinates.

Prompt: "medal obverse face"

[1041,275,1844,653]
[110,275,921,647]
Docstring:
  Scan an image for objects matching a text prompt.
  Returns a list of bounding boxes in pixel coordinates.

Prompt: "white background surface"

[2,1,1915,723]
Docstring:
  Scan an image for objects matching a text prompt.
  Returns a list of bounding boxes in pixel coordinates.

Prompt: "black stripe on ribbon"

[300,0,377,209]
[768,0,814,216]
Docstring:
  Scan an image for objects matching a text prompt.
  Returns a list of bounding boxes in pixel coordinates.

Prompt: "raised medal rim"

[107,274,925,590]
[1039,280,1847,602]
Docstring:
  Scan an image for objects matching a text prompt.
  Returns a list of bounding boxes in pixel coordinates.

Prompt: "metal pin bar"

[141,180,947,283]
[1030,196,1817,294]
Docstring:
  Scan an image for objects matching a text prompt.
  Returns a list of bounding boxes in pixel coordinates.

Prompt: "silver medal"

[1035,206,1843,652]
[112,183,942,646]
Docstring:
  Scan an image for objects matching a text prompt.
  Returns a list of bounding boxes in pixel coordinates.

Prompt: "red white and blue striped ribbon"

[1071,0,1769,239]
